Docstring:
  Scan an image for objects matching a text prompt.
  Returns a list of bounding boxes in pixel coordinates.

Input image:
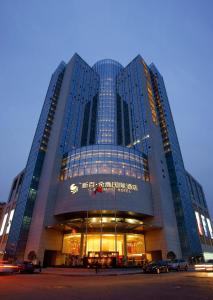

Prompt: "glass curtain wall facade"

[186,172,213,260]
[93,59,123,144]
[60,145,149,181]
[5,63,66,258]
[150,64,204,258]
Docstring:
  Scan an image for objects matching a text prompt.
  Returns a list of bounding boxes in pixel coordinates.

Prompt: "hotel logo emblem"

[70,183,79,194]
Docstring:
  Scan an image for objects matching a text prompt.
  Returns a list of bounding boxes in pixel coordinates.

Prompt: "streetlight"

[127,134,150,148]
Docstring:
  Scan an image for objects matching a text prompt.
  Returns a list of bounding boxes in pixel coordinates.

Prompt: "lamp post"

[124,133,150,266]
[127,134,150,148]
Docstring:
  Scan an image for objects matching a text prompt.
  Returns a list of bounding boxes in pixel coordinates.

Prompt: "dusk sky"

[0,0,213,217]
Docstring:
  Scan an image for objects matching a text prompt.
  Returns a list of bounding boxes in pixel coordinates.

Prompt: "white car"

[195,260,213,272]
[168,259,188,271]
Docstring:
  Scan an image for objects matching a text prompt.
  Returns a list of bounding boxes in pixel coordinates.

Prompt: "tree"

[27,250,37,262]
[167,251,176,260]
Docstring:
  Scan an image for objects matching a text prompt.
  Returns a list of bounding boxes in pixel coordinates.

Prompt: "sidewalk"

[41,267,143,276]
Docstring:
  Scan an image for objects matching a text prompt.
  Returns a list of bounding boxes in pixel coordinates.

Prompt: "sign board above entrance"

[69,181,139,194]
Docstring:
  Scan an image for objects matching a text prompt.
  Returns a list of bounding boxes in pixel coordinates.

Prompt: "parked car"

[143,260,169,274]
[168,259,188,271]
[17,261,35,273]
[195,260,213,272]
[0,261,19,274]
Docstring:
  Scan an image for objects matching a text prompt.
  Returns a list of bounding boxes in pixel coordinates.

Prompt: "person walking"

[38,260,42,273]
[95,260,99,274]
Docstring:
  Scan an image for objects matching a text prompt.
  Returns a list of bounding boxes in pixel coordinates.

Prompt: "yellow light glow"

[91,218,97,223]
[125,218,143,225]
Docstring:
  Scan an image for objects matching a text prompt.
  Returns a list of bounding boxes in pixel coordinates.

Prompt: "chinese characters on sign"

[81,181,138,193]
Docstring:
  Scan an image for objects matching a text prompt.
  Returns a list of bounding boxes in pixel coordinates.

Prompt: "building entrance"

[62,232,145,266]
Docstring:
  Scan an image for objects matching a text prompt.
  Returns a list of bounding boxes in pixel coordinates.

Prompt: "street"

[0,271,213,300]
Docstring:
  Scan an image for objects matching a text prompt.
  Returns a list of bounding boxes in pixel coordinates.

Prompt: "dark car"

[168,259,188,271]
[144,260,169,274]
[17,261,35,273]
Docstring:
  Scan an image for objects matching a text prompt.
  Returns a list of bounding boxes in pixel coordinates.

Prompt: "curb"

[40,269,144,277]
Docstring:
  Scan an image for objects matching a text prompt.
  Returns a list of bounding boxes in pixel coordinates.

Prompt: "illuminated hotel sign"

[6,209,15,234]
[195,211,203,236]
[201,214,208,237]
[0,213,8,236]
[206,218,213,239]
[195,211,213,239]
[0,210,15,236]
[70,181,138,194]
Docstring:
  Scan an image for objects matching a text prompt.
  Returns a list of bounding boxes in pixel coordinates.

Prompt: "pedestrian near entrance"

[95,261,99,274]
[38,261,42,273]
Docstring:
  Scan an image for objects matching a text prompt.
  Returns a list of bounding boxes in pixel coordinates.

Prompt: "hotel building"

[0,54,213,266]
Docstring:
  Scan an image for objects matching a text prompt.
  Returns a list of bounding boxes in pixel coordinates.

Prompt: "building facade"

[1,53,213,266]
[186,172,213,261]
[0,202,6,218]
[0,170,24,258]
